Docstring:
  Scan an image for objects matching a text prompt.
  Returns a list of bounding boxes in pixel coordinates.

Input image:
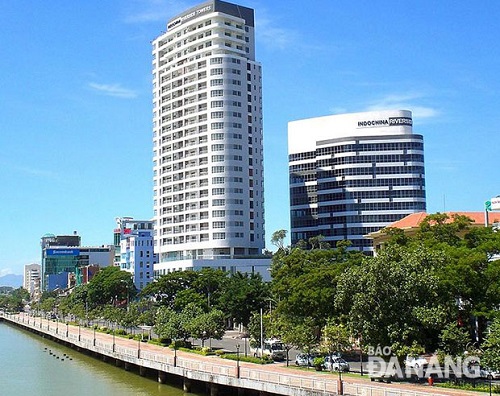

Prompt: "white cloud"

[364,92,440,121]
[88,83,137,99]
[427,159,461,172]
[0,268,13,277]
[256,15,295,50]
[2,162,59,180]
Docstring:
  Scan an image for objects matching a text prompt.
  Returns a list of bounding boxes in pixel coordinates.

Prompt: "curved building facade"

[152,1,265,267]
[288,110,426,253]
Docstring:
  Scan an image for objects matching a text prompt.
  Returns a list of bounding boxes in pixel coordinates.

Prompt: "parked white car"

[480,367,500,380]
[250,339,286,361]
[404,355,428,369]
[324,356,350,372]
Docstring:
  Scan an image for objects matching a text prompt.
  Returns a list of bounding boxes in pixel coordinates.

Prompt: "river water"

[0,322,202,396]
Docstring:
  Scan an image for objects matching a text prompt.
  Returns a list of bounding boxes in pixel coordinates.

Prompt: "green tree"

[271,229,287,250]
[154,306,180,341]
[154,302,204,342]
[321,321,351,357]
[187,309,226,348]
[336,245,446,355]
[248,311,270,348]
[141,270,199,308]
[192,268,227,309]
[86,267,134,309]
[40,297,57,314]
[219,272,269,327]
[272,315,319,353]
[438,322,470,357]
[172,289,206,312]
[482,318,500,371]
[271,247,362,331]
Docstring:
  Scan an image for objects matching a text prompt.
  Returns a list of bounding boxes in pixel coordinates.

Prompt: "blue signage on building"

[46,248,80,256]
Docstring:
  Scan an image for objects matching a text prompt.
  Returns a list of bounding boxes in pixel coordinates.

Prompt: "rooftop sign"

[46,249,80,256]
[358,117,412,128]
[167,4,212,30]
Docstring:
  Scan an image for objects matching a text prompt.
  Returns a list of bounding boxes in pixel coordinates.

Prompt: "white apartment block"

[24,263,41,295]
[152,1,268,276]
[288,110,426,254]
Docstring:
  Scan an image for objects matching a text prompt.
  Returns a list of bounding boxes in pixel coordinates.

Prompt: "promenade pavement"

[7,313,488,396]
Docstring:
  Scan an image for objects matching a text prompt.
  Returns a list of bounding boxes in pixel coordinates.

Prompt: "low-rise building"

[41,232,114,291]
[367,211,500,253]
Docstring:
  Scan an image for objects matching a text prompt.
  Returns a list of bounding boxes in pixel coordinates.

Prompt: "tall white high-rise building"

[152,1,268,276]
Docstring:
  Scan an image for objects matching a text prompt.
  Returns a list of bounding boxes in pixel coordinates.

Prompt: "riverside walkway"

[0,312,484,396]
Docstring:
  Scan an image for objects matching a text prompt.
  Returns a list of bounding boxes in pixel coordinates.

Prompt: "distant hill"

[0,274,23,288]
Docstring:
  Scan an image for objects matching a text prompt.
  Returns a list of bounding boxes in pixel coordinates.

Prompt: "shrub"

[215,349,225,356]
[313,357,325,368]
[221,354,273,364]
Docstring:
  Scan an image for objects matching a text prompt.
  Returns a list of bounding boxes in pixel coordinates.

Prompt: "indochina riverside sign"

[357,117,413,128]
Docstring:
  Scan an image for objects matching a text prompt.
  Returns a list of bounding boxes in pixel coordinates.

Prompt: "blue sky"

[1,0,499,276]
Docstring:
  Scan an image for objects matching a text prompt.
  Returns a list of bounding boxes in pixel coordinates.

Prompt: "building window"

[210,78,223,86]
[211,122,224,130]
[212,188,225,195]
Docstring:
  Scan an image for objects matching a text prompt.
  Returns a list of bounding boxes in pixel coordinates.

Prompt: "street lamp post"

[173,339,177,367]
[120,280,130,312]
[260,308,264,358]
[236,344,240,378]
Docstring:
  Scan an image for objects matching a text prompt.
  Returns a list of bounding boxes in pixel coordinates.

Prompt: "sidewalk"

[5,313,487,396]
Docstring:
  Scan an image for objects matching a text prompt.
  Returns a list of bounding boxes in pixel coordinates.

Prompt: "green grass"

[436,381,500,393]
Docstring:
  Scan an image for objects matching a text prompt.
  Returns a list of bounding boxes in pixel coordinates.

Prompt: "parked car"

[324,356,350,372]
[295,352,321,367]
[480,367,500,380]
[250,339,286,361]
[404,355,428,369]
[295,353,313,367]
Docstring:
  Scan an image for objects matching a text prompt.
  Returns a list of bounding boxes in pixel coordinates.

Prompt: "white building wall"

[152,1,265,270]
[116,217,155,290]
[24,263,41,294]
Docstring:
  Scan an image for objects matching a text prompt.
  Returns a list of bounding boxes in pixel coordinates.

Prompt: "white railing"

[6,314,463,396]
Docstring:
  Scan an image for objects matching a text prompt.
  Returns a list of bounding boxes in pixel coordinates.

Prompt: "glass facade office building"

[288,110,426,253]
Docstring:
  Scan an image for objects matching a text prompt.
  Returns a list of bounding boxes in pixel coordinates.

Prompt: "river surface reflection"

[0,323,203,396]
